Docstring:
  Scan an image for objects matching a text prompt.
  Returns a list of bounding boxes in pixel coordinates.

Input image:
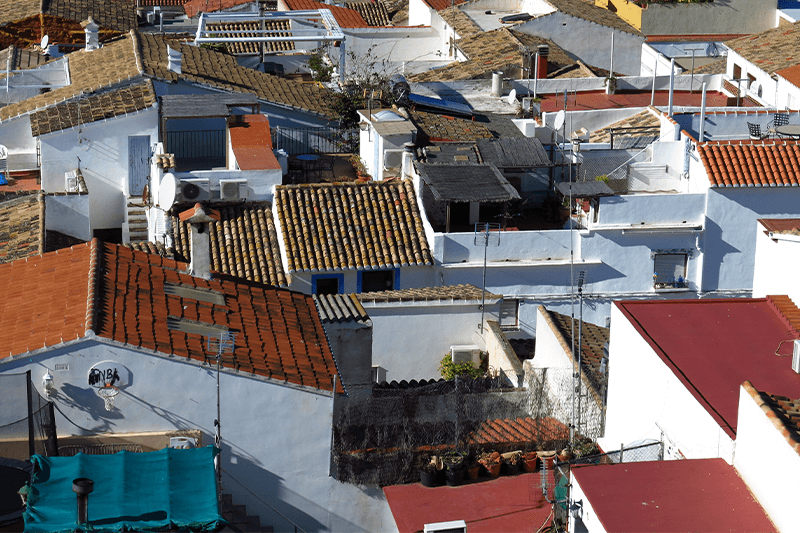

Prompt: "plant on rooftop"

[308,50,334,83]
[439,351,487,380]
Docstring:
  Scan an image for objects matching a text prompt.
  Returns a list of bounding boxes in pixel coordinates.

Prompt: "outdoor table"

[774,124,800,139]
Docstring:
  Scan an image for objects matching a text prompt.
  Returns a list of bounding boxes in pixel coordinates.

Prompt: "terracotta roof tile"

[0,191,43,263]
[346,0,391,26]
[544,0,643,37]
[538,305,609,405]
[0,240,336,390]
[725,21,800,76]
[167,202,288,287]
[282,0,370,27]
[698,140,800,187]
[136,32,334,117]
[758,218,800,235]
[357,284,500,303]
[0,0,137,30]
[589,108,661,144]
[742,381,800,456]
[314,293,370,323]
[183,0,253,17]
[206,20,294,54]
[0,45,50,70]
[275,180,432,272]
[467,416,569,447]
[0,35,142,121]
[29,79,156,136]
[409,110,493,143]
[422,0,466,12]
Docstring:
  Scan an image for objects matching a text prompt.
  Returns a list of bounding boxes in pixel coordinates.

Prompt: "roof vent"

[792,340,800,374]
[167,45,182,75]
[82,18,100,51]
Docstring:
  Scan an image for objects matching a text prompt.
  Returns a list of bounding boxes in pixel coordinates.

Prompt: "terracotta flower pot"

[538,451,556,472]
[483,463,501,478]
[467,465,480,480]
[523,454,539,473]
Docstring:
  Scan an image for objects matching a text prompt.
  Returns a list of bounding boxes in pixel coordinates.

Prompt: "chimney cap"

[179,203,220,224]
[81,17,99,30]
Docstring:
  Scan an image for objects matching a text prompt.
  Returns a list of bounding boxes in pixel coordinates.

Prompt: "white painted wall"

[638,0,776,36]
[45,194,91,240]
[568,473,607,533]
[752,225,800,301]
[0,115,37,155]
[2,339,396,533]
[514,13,645,76]
[363,299,500,381]
[408,0,434,27]
[38,109,158,232]
[733,384,800,533]
[599,303,735,463]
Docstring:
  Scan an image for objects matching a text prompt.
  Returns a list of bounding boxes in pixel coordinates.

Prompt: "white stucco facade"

[752,222,800,302]
[1,338,396,533]
[733,384,800,533]
[598,303,735,462]
[362,297,501,381]
[568,474,606,533]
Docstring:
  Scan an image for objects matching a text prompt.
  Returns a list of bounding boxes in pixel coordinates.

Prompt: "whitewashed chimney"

[82,18,100,51]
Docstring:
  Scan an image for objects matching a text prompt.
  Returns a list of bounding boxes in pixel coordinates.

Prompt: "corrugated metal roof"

[416,163,520,202]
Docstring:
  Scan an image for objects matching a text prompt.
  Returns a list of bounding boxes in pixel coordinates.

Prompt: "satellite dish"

[0,145,7,159]
[553,109,565,131]
[40,35,49,54]
[158,173,178,209]
[506,89,517,106]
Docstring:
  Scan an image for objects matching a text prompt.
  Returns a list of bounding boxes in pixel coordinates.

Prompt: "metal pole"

[26,370,35,458]
[668,58,675,117]
[577,279,583,438]
[480,223,488,334]
[690,49,695,94]
[650,55,657,106]
[259,2,265,67]
[533,51,539,99]
[215,349,222,492]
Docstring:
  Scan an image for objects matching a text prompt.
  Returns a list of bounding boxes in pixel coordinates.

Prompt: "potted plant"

[443,451,465,486]
[477,450,501,479]
[522,451,539,473]
[465,458,481,480]
[501,451,523,475]
[419,456,444,487]
[557,448,573,463]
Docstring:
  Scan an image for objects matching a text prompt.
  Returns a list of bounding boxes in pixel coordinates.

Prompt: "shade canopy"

[556,181,615,198]
[417,163,521,203]
[24,446,223,533]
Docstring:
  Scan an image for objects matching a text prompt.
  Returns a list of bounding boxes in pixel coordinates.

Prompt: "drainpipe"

[699,82,707,142]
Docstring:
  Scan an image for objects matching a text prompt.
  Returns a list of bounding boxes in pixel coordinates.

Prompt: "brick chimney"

[536,44,549,79]
[179,203,220,280]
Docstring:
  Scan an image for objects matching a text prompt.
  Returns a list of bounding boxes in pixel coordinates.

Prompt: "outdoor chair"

[748,122,767,140]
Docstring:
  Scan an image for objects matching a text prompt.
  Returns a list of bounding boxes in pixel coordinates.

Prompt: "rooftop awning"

[24,447,223,533]
[556,181,615,198]
[416,163,521,203]
[160,93,259,118]
[476,138,552,168]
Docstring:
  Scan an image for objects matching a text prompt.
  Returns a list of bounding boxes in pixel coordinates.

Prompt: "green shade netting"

[24,446,225,532]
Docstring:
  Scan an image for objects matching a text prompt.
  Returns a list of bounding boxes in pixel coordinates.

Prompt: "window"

[359,269,396,293]
[732,64,741,81]
[653,254,687,289]
[312,274,343,295]
[499,298,520,329]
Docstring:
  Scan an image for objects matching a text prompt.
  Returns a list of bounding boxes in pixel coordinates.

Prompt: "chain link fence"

[0,371,58,460]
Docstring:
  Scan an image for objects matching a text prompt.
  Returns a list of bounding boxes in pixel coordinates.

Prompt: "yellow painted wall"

[595,0,642,30]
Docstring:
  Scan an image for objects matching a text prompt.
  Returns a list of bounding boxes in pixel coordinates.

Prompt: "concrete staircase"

[218,493,273,533]
[124,198,149,244]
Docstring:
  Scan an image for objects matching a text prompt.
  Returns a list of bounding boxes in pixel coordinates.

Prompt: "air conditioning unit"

[792,339,800,374]
[177,178,210,202]
[450,344,480,365]
[169,436,196,449]
[372,365,387,383]
[65,170,79,192]
[424,520,466,533]
[219,179,247,200]
[383,149,404,170]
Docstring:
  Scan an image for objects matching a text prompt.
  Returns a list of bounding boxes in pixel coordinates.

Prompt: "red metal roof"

[615,298,800,438]
[537,90,749,113]
[698,141,800,187]
[281,0,369,27]
[183,0,252,18]
[572,458,775,532]
[384,472,553,533]
[422,0,467,11]
[0,240,338,391]
[229,115,281,171]
[758,218,800,233]
[777,64,800,88]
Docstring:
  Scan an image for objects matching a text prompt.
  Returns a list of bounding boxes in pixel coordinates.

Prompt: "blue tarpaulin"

[24,446,225,532]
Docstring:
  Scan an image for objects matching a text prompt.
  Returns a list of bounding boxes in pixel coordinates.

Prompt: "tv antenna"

[208,331,236,491]
[473,223,500,333]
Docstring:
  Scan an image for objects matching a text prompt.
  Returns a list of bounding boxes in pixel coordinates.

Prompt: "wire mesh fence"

[272,126,358,155]
[0,371,58,460]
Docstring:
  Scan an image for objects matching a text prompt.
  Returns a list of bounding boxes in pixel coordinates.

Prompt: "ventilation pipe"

[72,478,94,525]
[402,142,416,180]
[82,18,99,51]
[167,45,182,75]
[668,58,675,119]
[536,44,549,79]
[492,71,503,97]
[183,204,217,280]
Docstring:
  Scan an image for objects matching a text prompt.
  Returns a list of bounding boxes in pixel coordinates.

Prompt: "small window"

[360,270,395,293]
[312,274,343,295]
[499,298,520,329]
[653,254,687,289]
[732,64,741,80]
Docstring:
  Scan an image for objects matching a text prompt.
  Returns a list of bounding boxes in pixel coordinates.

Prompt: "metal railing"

[166,130,226,161]
[272,126,358,155]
